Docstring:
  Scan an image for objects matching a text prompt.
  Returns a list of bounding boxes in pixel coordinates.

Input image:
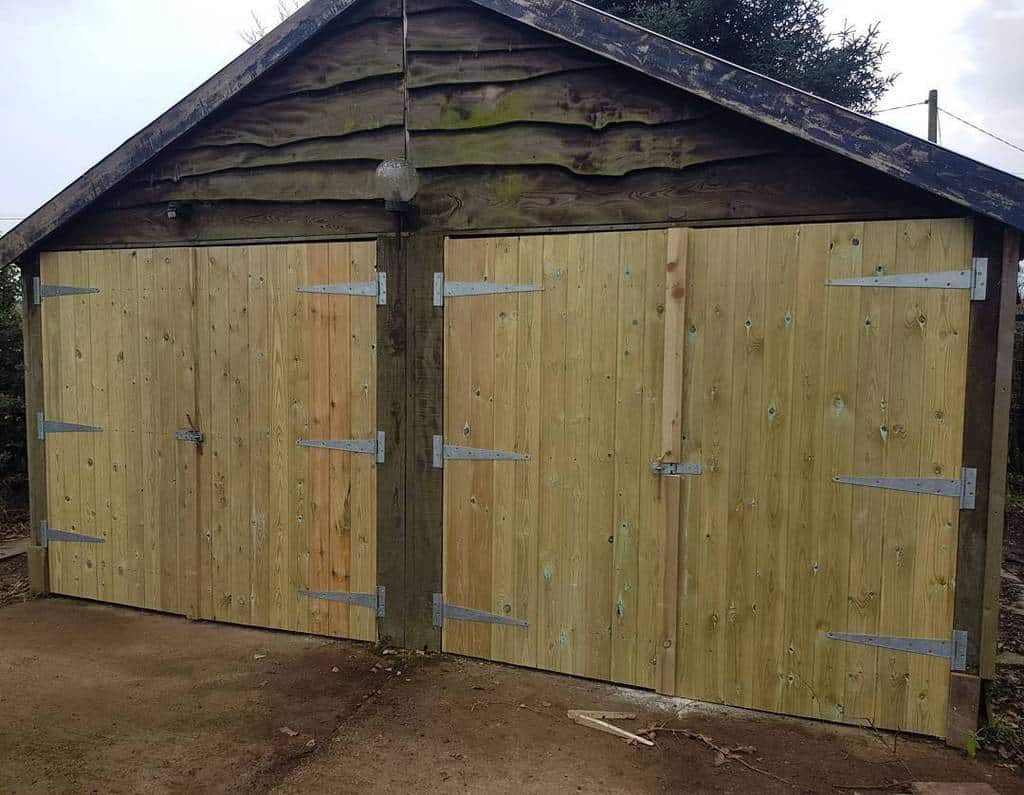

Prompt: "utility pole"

[927,89,938,143]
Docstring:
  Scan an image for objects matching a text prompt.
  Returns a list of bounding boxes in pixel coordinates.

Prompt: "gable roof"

[3,0,1023,265]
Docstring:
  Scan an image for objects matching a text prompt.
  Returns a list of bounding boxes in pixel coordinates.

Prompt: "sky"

[1,0,1023,237]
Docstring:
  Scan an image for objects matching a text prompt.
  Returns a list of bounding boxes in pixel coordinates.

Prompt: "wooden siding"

[46,0,957,252]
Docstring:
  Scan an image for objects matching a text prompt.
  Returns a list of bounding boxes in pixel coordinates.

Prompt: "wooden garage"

[5,0,1023,742]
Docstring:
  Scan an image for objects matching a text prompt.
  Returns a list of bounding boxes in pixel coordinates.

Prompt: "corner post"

[19,254,49,596]
[949,219,1020,746]
[405,234,444,651]
[376,234,407,646]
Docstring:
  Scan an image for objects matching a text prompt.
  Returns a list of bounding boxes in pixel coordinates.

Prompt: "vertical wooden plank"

[582,232,621,682]
[107,251,130,605]
[156,250,181,612]
[349,240,378,642]
[536,233,571,674]
[326,242,354,640]
[695,228,737,704]
[781,223,830,720]
[20,255,49,595]
[287,243,311,633]
[175,248,199,618]
[267,245,290,630]
[490,236,523,665]
[248,245,271,628]
[610,231,648,686]
[752,225,799,713]
[843,221,897,726]
[723,226,768,708]
[513,234,543,670]
[307,243,332,636]
[406,233,445,652]
[122,250,147,608]
[813,223,863,724]
[656,229,687,696]
[376,233,407,646]
[193,247,215,619]
[88,250,113,604]
[75,252,98,600]
[876,221,930,731]
[637,229,667,690]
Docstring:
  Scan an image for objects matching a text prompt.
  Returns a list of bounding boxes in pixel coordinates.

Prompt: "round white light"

[375,159,420,204]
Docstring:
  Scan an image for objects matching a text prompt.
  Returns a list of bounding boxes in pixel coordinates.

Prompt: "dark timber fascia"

[468,0,1024,232]
[0,0,360,266]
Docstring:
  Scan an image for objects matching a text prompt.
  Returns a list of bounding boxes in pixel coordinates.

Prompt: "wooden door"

[194,242,379,642]
[440,231,682,688]
[671,219,973,737]
[40,249,198,614]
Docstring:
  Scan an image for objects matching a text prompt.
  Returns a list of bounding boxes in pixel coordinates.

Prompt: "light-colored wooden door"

[40,248,198,614]
[672,219,973,737]
[441,231,679,688]
[194,242,378,642]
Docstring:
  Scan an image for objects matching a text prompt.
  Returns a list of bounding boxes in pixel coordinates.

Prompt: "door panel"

[674,219,972,736]
[194,241,378,642]
[40,248,198,614]
[441,231,674,688]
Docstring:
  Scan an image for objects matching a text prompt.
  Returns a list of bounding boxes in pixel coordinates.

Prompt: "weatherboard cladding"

[2,0,1022,261]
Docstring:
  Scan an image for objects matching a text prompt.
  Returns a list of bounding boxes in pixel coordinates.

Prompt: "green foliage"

[587,0,896,112]
[964,719,1013,758]
[0,265,25,477]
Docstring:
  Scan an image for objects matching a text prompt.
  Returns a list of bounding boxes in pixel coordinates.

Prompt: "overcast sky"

[2,0,1023,237]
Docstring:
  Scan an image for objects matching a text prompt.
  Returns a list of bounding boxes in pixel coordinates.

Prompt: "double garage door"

[40,219,973,736]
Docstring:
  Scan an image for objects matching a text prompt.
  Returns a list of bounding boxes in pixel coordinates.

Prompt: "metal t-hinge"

[826,629,968,672]
[825,258,987,301]
[833,467,977,510]
[298,586,386,618]
[298,431,386,464]
[651,461,703,477]
[33,276,100,305]
[432,435,529,469]
[297,271,387,306]
[432,593,528,628]
[37,412,103,441]
[433,273,544,307]
[39,520,105,549]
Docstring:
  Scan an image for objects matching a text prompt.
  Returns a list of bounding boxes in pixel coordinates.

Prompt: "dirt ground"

[1,599,1021,795]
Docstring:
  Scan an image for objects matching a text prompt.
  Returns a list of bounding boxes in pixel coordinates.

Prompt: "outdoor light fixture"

[375,159,419,213]
[166,202,193,221]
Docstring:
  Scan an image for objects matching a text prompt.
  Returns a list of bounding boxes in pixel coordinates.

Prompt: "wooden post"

[927,89,939,144]
[949,220,1019,743]
[376,234,407,646]
[404,233,445,651]
[19,254,49,596]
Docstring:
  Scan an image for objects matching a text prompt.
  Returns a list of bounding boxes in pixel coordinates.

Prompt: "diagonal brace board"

[297,431,386,463]
[33,276,100,305]
[297,271,388,306]
[37,412,103,441]
[833,468,977,509]
[432,435,529,468]
[433,273,544,307]
[39,520,105,549]
[825,258,987,301]
[826,629,968,672]
[432,593,528,628]
[298,586,386,618]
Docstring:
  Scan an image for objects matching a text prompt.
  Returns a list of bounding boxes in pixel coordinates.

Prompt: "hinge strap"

[432,435,529,468]
[297,271,387,306]
[433,273,544,307]
[297,431,385,463]
[432,593,528,628]
[298,586,386,618]
[825,258,987,301]
[33,276,100,305]
[826,629,968,671]
[37,412,103,441]
[39,520,105,549]
[833,468,977,509]
[651,461,703,477]
[174,430,205,445]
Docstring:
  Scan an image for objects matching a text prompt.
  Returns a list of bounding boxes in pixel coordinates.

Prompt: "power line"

[939,107,1024,157]
[871,99,928,115]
